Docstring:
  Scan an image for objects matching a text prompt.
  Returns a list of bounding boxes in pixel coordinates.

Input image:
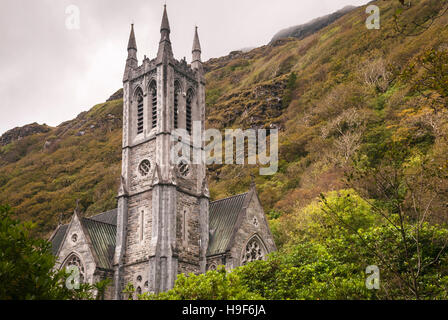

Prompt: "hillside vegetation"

[0,0,447,249]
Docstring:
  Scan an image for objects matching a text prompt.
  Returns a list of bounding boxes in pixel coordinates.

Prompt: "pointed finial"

[156,4,173,62]
[127,23,137,51]
[74,199,81,216]
[250,173,256,190]
[191,26,202,70]
[192,25,201,53]
[160,4,170,33]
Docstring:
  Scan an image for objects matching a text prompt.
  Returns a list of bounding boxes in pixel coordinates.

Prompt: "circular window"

[137,275,142,282]
[178,160,190,177]
[71,234,78,243]
[138,160,151,176]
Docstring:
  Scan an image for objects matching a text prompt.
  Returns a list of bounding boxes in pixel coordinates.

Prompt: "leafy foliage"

[139,267,262,300]
[0,204,106,300]
[146,189,448,300]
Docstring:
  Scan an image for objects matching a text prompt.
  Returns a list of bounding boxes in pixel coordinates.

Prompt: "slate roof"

[207,193,249,256]
[89,209,117,226]
[50,224,68,256]
[50,191,251,268]
[81,218,116,270]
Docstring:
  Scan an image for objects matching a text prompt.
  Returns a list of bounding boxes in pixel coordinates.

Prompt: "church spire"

[124,23,138,81]
[156,5,173,63]
[192,26,201,57]
[191,26,202,71]
[128,23,137,51]
[160,4,170,35]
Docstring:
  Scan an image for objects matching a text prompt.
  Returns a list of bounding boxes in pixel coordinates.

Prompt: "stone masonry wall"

[124,190,153,265]
[176,191,201,275]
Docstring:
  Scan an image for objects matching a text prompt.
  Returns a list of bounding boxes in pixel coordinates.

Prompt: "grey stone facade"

[49,6,276,300]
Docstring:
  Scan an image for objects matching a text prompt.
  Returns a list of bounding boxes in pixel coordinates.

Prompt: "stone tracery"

[241,236,266,265]
[62,253,86,284]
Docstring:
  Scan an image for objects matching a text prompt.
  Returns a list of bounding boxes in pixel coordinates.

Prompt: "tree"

[321,109,368,165]
[402,48,448,113]
[338,145,448,299]
[359,58,392,93]
[386,0,448,37]
[0,204,100,300]
[139,267,262,300]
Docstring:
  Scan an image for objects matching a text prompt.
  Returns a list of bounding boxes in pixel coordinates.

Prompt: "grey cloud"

[0,0,371,135]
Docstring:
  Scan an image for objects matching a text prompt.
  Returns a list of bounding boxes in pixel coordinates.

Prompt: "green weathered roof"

[81,218,116,270]
[207,193,249,256]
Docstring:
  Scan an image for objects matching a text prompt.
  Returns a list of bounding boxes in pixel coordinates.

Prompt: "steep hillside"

[0,99,123,234]
[270,5,356,43]
[1,0,448,242]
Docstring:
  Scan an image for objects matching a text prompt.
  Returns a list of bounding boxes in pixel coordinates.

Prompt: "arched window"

[62,253,86,284]
[241,235,266,266]
[208,263,218,271]
[186,89,194,135]
[150,81,157,129]
[136,89,144,135]
[174,82,180,129]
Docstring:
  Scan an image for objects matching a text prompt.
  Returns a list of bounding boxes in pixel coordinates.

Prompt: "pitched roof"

[81,218,116,270]
[207,193,249,256]
[50,224,68,256]
[50,209,117,262]
[89,209,117,226]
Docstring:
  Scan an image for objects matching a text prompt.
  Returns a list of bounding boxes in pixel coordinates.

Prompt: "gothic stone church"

[49,6,276,300]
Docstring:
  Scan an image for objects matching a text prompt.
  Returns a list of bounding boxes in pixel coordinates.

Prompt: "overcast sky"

[0,0,371,135]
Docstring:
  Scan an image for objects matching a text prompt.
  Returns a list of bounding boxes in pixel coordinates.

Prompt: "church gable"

[55,213,97,284]
[225,188,277,269]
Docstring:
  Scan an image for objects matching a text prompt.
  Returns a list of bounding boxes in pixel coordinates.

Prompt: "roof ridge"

[211,192,248,204]
[82,217,116,227]
[91,208,117,217]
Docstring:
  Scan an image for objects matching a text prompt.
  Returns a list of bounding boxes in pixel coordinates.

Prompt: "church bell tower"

[113,6,209,299]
